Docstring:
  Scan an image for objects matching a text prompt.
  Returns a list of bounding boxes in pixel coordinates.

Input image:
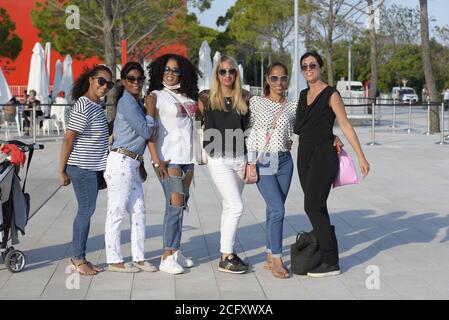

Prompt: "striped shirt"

[67,96,109,171]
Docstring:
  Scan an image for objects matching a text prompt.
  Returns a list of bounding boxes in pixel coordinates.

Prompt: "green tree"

[379,3,421,45]
[0,8,23,60]
[419,0,439,132]
[32,0,210,118]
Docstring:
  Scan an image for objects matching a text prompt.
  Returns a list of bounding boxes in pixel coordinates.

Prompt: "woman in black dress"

[294,52,370,277]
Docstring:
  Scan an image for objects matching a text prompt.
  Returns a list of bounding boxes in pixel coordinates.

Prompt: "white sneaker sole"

[179,262,194,268]
[218,267,247,274]
[159,266,184,274]
[307,270,341,278]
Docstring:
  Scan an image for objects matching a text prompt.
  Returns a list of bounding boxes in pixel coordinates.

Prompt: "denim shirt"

[111,90,155,155]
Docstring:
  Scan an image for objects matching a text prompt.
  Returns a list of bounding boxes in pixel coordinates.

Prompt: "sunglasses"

[164,66,181,76]
[301,63,318,71]
[125,75,146,83]
[269,75,289,83]
[93,77,114,90]
[218,68,237,76]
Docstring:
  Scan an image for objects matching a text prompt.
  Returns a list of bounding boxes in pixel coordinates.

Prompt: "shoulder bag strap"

[256,101,286,162]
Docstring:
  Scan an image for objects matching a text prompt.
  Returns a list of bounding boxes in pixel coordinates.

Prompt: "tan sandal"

[272,265,289,279]
[270,257,289,279]
[86,261,104,273]
[70,259,97,276]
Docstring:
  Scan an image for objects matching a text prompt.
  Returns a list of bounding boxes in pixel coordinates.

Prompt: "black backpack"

[290,230,322,275]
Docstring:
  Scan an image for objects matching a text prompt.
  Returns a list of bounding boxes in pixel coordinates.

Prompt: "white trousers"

[104,151,146,263]
[207,156,246,254]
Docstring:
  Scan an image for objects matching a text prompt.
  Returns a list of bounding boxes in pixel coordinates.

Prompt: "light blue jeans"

[66,165,99,260]
[256,152,293,257]
[159,163,194,250]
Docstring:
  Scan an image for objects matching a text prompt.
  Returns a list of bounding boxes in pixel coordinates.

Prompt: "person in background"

[23,89,42,136]
[3,97,20,124]
[443,88,449,111]
[54,91,70,125]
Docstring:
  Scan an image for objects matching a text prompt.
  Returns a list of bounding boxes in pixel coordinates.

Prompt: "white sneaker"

[159,255,184,274]
[174,250,194,268]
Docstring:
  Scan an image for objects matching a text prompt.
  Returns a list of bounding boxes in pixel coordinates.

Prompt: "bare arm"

[58,130,78,186]
[145,92,169,180]
[330,92,370,177]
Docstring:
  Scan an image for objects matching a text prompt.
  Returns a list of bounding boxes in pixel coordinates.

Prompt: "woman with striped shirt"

[59,65,114,276]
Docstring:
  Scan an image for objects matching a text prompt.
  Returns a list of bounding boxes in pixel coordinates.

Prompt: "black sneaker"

[307,262,341,278]
[218,254,249,274]
[232,254,249,267]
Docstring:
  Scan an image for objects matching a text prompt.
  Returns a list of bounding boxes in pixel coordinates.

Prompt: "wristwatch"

[152,161,160,168]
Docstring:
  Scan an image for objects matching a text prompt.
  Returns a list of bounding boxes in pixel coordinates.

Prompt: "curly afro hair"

[147,54,200,101]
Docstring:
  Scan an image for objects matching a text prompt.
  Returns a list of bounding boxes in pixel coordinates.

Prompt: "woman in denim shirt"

[104,62,157,273]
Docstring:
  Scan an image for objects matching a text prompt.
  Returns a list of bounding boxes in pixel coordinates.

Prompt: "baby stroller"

[0,140,44,272]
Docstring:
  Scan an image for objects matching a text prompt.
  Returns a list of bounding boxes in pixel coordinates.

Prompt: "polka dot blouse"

[247,96,298,155]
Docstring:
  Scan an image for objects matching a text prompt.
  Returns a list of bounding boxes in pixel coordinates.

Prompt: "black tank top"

[294,86,339,145]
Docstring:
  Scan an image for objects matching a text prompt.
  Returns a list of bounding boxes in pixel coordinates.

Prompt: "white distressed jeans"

[207,156,246,254]
[104,151,146,263]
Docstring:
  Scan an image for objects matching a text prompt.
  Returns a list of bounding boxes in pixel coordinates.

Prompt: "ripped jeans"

[159,163,194,250]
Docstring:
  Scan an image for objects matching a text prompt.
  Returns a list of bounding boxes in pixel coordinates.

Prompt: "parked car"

[391,86,419,104]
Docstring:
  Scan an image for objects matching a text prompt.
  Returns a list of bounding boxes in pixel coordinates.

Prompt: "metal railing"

[1,100,447,146]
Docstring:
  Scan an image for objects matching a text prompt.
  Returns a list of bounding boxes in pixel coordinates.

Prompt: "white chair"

[42,105,67,135]
[3,110,22,140]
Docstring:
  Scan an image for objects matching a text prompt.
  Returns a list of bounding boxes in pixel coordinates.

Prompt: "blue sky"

[190,0,449,31]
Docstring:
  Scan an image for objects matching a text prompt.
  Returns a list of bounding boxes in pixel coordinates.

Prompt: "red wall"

[0,0,100,86]
[0,0,188,86]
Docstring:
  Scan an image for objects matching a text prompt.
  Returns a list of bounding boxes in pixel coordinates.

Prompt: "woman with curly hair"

[145,54,200,274]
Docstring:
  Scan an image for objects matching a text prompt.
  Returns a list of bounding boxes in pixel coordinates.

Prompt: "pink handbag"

[333,146,359,188]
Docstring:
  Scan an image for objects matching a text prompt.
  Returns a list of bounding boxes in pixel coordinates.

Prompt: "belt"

[111,147,143,162]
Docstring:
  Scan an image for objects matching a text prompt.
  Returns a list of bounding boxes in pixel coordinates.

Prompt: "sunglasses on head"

[301,63,318,71]
[218,68,237,76]
[93,77,114,90]
[269,75,289,83]
[125,75,146,83]
[164,66,181,76]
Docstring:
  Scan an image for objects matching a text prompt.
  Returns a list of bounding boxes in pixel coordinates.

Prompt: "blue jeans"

[256,151,293,257]
[66,165,99,260]
[159,163,194,250]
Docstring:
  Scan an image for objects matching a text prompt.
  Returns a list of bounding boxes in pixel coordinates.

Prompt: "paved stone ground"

[0,106,448,300]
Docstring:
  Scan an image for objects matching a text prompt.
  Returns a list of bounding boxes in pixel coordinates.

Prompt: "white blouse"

[247,96,297,158]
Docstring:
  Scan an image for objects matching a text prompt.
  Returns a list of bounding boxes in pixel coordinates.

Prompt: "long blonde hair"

[209,55,248,115]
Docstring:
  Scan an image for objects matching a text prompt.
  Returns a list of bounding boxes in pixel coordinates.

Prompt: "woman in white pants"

[198,55,251,274]
[104,62,157,273]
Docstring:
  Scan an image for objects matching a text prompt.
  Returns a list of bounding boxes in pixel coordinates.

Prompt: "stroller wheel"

[1,246,14,261]
[5,250,26,273]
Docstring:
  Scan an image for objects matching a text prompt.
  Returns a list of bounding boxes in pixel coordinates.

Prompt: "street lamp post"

[294,0,299,99]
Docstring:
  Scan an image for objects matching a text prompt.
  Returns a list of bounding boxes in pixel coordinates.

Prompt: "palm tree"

[419,0,440,132]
